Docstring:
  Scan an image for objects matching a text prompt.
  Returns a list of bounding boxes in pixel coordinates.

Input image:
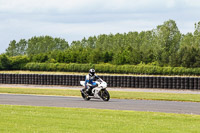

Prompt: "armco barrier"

[0,74,200,90]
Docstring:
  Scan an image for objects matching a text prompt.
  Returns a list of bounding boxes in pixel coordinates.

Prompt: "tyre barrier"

[0,74,200,90]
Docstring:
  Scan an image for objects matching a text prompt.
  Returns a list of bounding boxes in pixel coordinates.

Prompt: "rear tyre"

[99,89,110,101]
[81,90,91,101]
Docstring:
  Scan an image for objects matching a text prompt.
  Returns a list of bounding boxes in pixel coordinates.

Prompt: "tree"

[27,36,69,55]
[6,40,17,56]
[178,22,200,67]
[16,39,27,55]
[154,20,182,66]
[6,39,28,56]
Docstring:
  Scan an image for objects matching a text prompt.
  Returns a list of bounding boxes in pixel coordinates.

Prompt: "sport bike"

[80,78,110,101]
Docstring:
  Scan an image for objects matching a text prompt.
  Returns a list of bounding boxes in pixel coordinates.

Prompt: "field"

[0,105,200,133]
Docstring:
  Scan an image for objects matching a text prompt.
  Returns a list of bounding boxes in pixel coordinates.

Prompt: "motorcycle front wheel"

[99,89,110,101]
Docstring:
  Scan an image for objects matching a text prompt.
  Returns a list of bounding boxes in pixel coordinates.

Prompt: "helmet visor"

[91,72,95,75]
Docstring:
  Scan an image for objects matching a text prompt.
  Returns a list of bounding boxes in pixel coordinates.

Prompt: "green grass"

[0,105,200,133]
[0,70,132,76]
[0,87,80,97]
[1,70,196,77]
[0,70,88,75]
[110,91,200,102]
[0,87,200,102]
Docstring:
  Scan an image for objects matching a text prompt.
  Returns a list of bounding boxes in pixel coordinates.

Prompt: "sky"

[0,0,200,54]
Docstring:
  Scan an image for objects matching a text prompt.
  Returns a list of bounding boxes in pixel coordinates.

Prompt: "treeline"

[5,20,200,68]
[6,36,69,56]
[1,19,200,75]
[1,55,200,75]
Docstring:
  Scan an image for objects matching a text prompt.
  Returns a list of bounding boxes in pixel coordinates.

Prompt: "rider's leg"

[81,85,88,92]
[86,82,97,94]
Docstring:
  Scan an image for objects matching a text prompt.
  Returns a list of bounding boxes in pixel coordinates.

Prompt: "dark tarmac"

[0,94,200,115]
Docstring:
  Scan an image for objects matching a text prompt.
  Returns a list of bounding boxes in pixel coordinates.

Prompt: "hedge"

[19,63,200,75]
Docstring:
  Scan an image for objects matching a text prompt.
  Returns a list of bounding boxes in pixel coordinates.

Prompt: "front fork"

[97,88,106,99]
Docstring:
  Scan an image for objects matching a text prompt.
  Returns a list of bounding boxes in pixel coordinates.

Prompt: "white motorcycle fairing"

[80,78,110,101]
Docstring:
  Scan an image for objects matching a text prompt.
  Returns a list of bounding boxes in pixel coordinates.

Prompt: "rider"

[84,69,99,94]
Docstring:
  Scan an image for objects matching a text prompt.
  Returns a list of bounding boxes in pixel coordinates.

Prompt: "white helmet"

[89,69,95,76]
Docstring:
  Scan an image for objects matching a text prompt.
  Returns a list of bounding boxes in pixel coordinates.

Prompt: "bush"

[0,54,11,70]
[19,62,200,75]
[10,55,30,70]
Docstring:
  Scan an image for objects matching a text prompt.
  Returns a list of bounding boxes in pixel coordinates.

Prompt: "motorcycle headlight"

[102,82,107,88]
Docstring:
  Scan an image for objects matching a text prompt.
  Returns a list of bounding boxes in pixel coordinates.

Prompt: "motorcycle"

[80,78,110,101]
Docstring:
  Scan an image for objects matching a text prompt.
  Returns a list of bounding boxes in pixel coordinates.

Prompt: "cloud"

[0,0,189,14]
[185,0,200,7]
[0,0,200,53]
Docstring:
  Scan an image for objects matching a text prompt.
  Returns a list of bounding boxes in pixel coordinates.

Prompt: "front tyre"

[99,89,110,101]
[81,90,91,101]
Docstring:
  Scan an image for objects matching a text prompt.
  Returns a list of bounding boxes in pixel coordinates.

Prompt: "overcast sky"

[0,0,200,54]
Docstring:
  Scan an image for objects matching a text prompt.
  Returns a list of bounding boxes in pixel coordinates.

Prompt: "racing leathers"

[85,74,99,94]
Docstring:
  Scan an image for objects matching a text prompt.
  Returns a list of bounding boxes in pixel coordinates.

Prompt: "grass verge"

[0,70,134,76]
[0,87,200,102]
[0,105,200,133]
[0,70,88,75]
[0,70,196,77]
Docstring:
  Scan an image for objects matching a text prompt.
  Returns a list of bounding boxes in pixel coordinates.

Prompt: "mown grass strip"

[0,87,200,102]
[0,70,88,75]
[0,87,80,97]
[0,70,155,76]
[1,70,197,77]
[0,105,200,133]
[110,91,200,102]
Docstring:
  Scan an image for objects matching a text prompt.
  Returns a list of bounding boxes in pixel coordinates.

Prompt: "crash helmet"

[89,69,95,76]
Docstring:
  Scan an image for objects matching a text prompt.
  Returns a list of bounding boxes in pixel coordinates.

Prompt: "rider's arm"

[95,75,99,79]
[85,75,89,88]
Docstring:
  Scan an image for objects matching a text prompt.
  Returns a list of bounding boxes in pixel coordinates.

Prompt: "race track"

[0,94,200,115]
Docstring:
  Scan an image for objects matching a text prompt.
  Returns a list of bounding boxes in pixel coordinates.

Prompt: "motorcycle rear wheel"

[99,89,110,101]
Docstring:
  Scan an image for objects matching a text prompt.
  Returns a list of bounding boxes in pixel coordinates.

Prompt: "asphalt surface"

[0,94,200,115]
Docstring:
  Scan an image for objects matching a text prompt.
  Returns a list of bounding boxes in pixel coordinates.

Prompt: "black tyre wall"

[0,74,200,90]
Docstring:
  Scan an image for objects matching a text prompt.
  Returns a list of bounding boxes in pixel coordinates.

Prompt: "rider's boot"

[80,88,85,93]
[81,86,87,93]
[86,87,93,95]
